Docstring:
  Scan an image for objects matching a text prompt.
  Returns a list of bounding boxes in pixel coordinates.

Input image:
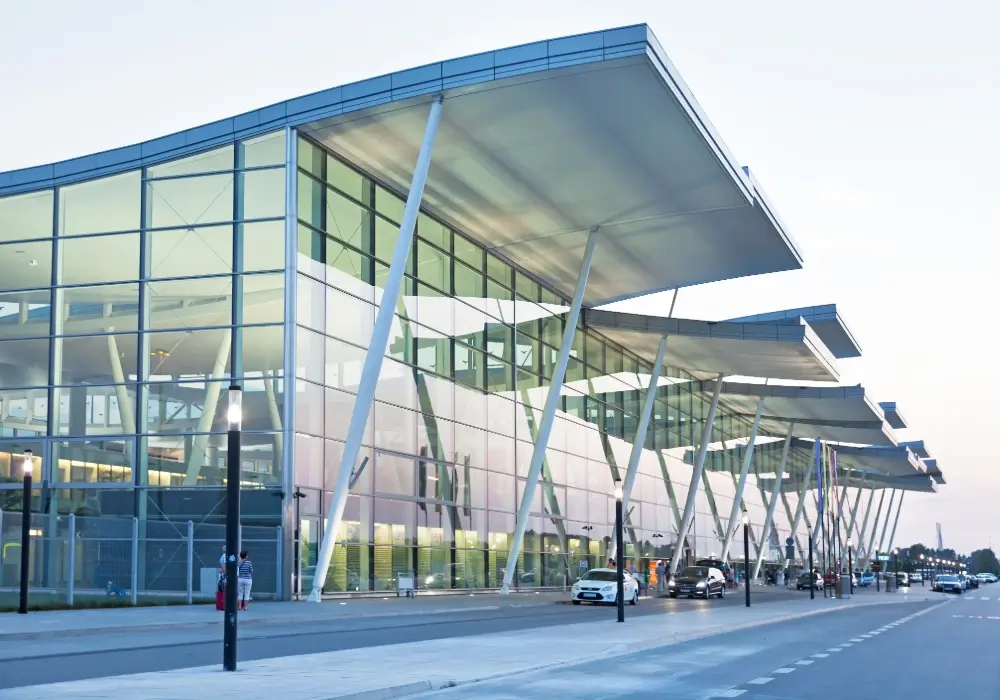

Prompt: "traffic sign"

[876,555,890,561]
[785,537,795,547]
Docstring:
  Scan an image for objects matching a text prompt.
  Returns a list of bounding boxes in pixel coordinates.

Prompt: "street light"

[808,526,815,600]
[847,539,853,594]
[743,514,750,608]
[614,477,624,623]
[223,385,242,671]
[292,490,307,599]
[919,554,925,586]
[18,449,33,615]
[893,547,899,589]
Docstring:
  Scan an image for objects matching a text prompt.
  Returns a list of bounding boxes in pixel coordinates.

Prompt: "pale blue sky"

[1,0,996,553]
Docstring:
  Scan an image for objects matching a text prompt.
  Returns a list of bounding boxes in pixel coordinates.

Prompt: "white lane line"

[826,648,843,652]
[988,616,1000,620]
[813,653,830,658]
[774,668,796,674]
[982,597,990,601]
[748,677,774,685]
[859,634,872,638]
[796,660,815,666]
[850,637,864,642]
[715,690,747,698]
[841,643,854,647]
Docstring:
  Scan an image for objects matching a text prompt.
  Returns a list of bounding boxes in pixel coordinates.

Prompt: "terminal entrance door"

[298,516,318,598]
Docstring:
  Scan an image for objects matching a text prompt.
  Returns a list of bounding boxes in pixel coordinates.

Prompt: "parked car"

[977,573,998,584]
[796,571,822,590]
[571,568,639,605]
[857,572,875,587]
[934,575,963,594]
[895,572,910,587]
[965,574,979,589]
[823,571,838,588]
[668,566,726,599]
[909,572,923,584]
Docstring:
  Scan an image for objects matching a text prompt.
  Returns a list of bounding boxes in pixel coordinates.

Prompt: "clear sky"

[1,0,995,554]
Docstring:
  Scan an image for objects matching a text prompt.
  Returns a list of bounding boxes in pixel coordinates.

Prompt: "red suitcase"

[216,589,225,611]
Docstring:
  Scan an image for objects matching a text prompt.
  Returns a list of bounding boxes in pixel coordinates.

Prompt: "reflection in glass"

[242,220,285,272]
[146,225,233,278]
[0,289,51,339]
[0,190,53,242]
[242,273,284,324]
[146,276,231,330]
[53,438,133,484]
[59,171,141,235]
[240,168,285,220]
[55,333,138,385]
[0,239,53,291]
[241,131,286,168]
[144,327,231,380]
[0,389,48,436]
[148,145,234,179]
[0,337,49,387]
[241,324,284,377]
[61,233,139,285]
[146,174,235,230]
[145,379,282,434]
[53,384,137,436]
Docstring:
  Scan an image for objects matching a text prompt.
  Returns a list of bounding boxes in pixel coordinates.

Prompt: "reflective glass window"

[0,239,53,291]
[146,174,235,229]
[454,343,484,389]
[240,324,284,377]
[0,392,47,436]
[0,338,49,387]
[0,190,53,242]
[55,333,138,385]
[0,289,51,339]
[327,155,366,202]
[417,213,449,251]
[326,336,367,392]
[241,168,285,220]
[295,378,324,436]
[242,272,284,324]
[298,138,324,179]
[146,276,232,330]
[416,240,450,292]
[53,384,137,436]
[55,283,139,334]
[453,234,482,271]
[144,327,231,380]
[375,215,411,265]
[241,220,285,272]
[374,185,404,223]
[241,132,285,168]
[61,233,140,285]
[486,253,512,287]
[329,190,372,255]
[148,146,233,179]
[52,438,134,484]
[296,325,325,383]
[296,273,324,330]
[454,262,483,299]
[515,271,539,301]
[326,286,374,347]
[375,453,415,496]
[298,173,324,231]
[327,237,373,296]
[59,171,141,235]
[146,224,233,278]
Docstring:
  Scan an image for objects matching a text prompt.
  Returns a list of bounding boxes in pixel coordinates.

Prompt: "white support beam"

[783,460,813,568]
[310,96,444,602]
[855,489,876,561]
[720,399,766,562]
[183,329,232,485]
[863,489,887,571]
[752,424,793,579]
[884,491,905,556]
[845,475,866,551]
[876,489,897,555]
[500,228,598,594]
[669,374,724,577]
[621,335,667,514]
[106,333,137,435]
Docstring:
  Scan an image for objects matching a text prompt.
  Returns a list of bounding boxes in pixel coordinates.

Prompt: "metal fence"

[0,510,282,607]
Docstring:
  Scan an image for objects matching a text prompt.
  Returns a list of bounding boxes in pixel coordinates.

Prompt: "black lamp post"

[223,385,242,671]
[847,539,853,594]
[743,514,750,608]
[808,527,814,600]
[614,477,624,623]
[292,490,307,600]
[18,449,33,615]
[893,547,899,588]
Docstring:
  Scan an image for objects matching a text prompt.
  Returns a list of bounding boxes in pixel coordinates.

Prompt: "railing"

[0,510,282,609]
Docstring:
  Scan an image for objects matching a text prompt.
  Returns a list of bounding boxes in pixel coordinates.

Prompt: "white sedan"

[571,568,639,605]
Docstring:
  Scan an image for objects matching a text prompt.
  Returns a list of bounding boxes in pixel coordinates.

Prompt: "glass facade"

[0,126,818,599]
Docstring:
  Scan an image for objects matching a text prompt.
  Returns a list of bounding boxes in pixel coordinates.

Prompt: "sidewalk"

[2,590,937,700]
[0,591,567,640]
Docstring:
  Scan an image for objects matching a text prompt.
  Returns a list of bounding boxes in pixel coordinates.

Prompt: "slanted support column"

[720,399,766,562]
[752,424,793,579]
[884,491,905,555]
[309,96,444,602]
[855,489,876,561]
[669,374,724,578]
[183,329,233,485]
[499,229,598,594]
[845,475,866,547]
[106,333,137,435]
[783,460,814,568]
[863,489,887,571]
[876,489,897,555]
[621,336,667,513]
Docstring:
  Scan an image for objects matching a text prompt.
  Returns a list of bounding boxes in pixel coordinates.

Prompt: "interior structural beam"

[719,398,766,562]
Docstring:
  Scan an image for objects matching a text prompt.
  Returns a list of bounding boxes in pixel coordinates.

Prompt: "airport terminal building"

[0,25,942,600]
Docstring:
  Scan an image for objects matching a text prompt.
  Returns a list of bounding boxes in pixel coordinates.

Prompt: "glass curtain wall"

[292,135,767,593]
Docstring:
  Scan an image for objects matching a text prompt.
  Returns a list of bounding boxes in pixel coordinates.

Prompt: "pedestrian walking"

[655,560,666,594]
[237,551,253,611]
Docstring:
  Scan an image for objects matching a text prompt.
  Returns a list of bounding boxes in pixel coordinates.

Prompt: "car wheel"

[669,592,677,598]
[630,590,638,606]
[719,585,726,599]
[572,600,581,605]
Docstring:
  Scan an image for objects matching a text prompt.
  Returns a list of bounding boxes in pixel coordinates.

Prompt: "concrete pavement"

[0,588,940,699]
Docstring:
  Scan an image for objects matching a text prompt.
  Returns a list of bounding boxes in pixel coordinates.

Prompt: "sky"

[1,0,996,554]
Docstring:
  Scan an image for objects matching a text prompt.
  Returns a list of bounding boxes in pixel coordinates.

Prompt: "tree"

[969,549,1000,576]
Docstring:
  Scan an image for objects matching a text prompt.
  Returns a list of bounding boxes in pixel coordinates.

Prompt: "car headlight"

[696,581,706,588]
[668,578,676,586]
[601,585,613,592]
[425,576,435,584]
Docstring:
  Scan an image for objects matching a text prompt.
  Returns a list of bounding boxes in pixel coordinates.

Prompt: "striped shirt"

[238,560,253,579]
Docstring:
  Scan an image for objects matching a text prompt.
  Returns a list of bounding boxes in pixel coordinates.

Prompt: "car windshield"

[939,575,958,582]
[680,567,709,578]
[581,571,617,582]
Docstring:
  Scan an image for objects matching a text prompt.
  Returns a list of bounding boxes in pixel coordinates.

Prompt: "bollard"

[130,517,139,605]
[67,514,76,606]
[275,525,283,601]
[186,521,194,605]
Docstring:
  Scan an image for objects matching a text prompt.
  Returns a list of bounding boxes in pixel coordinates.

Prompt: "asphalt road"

[418,591,999,699]
[0,587,805,690]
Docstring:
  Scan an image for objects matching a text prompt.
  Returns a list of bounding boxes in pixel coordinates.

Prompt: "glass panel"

[241,131,285,168]
[149,145,233,178]
[59,171,141,235]
[0,289,51,339]
[515,271,539,301]
[296,326,324,383]
[146,174,235,229]
[329,189,371,254]
[56,283,137,333]
[146,276,232,329]
[374,185,404,223]
[326,286,374,347]
[241,220,285,272]
[486,253,512,287]
[298,173,324,231]
[415,240,450,292]
[55,333,139,385]
[417,213,449,250]
[53,384,137,436]
[374,215,406,264]
[0,239,53,291]
[327,237,373,297]
[0,338,49,387]
[298,138,324,178]
[61,233,139,285]
[144,327,231,380]
[375,453,415,496]
[454,262,483,298]
[326,155,366,202]
[454,343,484,389]
[145,379,282,433]
[326,337,367,392]
[243,273,284,324]
[0,190,53,242]
[296,272,324,330]
[0,443,43,484]
[241,325,284,377]
[241,168,285,220]
[453,234,481,271]
[146,224,233,278]
[52,438,134,484]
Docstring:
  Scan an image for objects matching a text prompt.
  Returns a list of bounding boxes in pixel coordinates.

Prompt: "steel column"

[845,475,866,548]
[669,374,724,577]
[500,228,599,594]
[876,489,897,556]
[884,491,905,555]
[621,336,667,513]
[720,399,766,562]
[309,96,444,602]
[863,489,886,571]
[855,488,876,562]
[752,425,793,579]
[783,460,813,568]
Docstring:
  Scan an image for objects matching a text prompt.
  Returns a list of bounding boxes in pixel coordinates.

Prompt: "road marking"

[774,668,796,674]
[714,690,747,698]
[826,648,843,652]
[982,597,990,600]
[988,616,999,620]
[841,643,854,647]
[747,678,774,685]
[796,660,815,666]
[850,637,864,642]
[812,653,830,658]
[859,634,872,638]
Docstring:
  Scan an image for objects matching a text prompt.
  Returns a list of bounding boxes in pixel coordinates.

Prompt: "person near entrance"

[237,551,254,611]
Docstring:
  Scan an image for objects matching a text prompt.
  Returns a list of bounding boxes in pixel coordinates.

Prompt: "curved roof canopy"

[0,25,802,307]
[878,402,908,430]
[726,304,861,359]
[583,308,839,382]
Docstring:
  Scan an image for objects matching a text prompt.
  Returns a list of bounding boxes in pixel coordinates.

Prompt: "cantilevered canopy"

[879,402,908,430]
[584,309,839,382]
[727,304,861,359]
[922,458,946,485]
[710,382,897,446]
[830,443,927,480]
